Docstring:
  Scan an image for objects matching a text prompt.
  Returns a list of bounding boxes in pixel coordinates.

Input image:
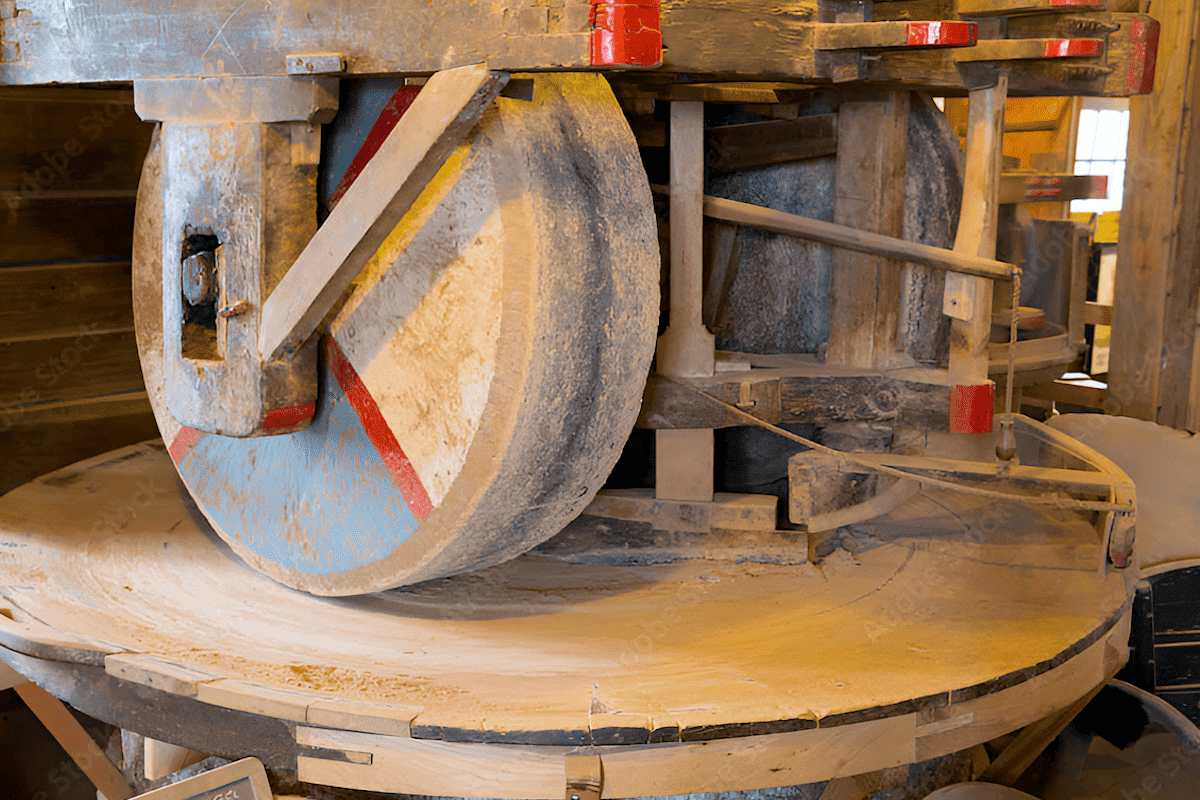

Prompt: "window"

[1072,99,1130,214]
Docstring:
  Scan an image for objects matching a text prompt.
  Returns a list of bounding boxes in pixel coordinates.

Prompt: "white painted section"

[333,151,501,507]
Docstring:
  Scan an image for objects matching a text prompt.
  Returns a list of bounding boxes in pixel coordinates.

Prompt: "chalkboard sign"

[132,758,271,800]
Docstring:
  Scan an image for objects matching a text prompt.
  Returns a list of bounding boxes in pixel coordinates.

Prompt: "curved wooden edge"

[1140,557,1200,579]
[292,616,1131,798]
[0,605,125,667]
[0,593,1123,747]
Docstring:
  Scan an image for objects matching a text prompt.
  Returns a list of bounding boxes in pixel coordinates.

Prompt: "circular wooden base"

[0,444,1133,797]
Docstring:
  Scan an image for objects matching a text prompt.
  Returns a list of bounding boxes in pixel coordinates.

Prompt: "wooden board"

[0,261,134,342]
[132,73,659,594]
[0,440,1135,795]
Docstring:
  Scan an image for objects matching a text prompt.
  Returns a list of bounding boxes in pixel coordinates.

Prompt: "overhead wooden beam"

[258,63,508,362]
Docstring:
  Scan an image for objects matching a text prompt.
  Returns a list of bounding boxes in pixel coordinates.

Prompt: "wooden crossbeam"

[258,64,508,362]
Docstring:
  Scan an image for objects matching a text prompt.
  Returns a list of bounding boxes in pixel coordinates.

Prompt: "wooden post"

[656,101,715,502]
[13,682,135,800]
[945,75,1007,434]
[1107,0,1200,429]
[827,92,909,369]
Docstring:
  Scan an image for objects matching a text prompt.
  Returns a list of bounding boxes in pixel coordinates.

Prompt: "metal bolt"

[182,251,217,306]
[217,299,251,318]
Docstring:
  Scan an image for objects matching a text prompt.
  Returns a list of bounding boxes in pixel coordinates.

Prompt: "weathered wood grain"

[0,261,133,342]
[828,93,909,369]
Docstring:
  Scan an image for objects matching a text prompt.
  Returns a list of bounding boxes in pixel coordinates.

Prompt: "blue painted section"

[178,360,419,575]
[319,78,405,209]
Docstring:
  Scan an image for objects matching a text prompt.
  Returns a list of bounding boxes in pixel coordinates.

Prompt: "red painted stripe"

[327,85,423,210]
[1042,39,1102,58]
[590,1,662,66]
[949,384,995,435]
[1049,0,1103,6]
[168,427,205,466]
[327,336,433,519]
[262,402,316,431]
[905,21,976,48]
[1126,18,1160,95]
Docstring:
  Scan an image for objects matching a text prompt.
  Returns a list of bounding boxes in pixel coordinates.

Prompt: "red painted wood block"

[949,383,995,434]
[1126,18,1160,95]
[1041,39,1103,58]
[1049,0,1104,6]
[591,0,661,66]
[262,402,317,432]
[905,21,977,48]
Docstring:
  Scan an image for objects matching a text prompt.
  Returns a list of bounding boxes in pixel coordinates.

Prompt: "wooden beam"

[946,76,1007,393]
[705,115,837,172]
[657,100,715,502]
[14,682,135,800]
[258,64,508,362]
[827,92,909,369]
[685,193,1016,281]
[1084,301,1113,327]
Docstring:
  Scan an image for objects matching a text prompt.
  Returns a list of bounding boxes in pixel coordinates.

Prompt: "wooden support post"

[13,682,135,800]
[1108,0,1200,429]
[945,75,1008,434]
[657,101,715,502]
[827,92,909,369]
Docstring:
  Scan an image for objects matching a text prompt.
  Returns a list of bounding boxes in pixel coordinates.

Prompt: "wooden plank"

[946,77,1007,391]
[657,100,715,502]
[696,194,1015,280]
[706,115,837,172]
[0,195,135,264]
[105,653,222,698]
[296,715,919,799]
[258,64,508,361]
[0,87,152,194]
[1109,0,1200,427]
[196,679,318,723]
[14,681,135,800]
[827,93,909,369]
[0,261,133,342]
[1084,301,1113,326]
[1023,380,1106,410]
[0,330,144,408]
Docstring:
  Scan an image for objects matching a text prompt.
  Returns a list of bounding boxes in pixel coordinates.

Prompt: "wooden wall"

[1106,0,1200,429]
[0,87,159,495]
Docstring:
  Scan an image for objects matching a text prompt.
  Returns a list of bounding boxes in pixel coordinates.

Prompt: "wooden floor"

[0,442,1134,797]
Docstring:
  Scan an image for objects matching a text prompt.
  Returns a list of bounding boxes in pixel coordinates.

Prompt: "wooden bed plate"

[0,442,1134,797]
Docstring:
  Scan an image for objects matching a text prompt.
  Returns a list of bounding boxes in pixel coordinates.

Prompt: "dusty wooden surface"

[0,441,1134,792]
